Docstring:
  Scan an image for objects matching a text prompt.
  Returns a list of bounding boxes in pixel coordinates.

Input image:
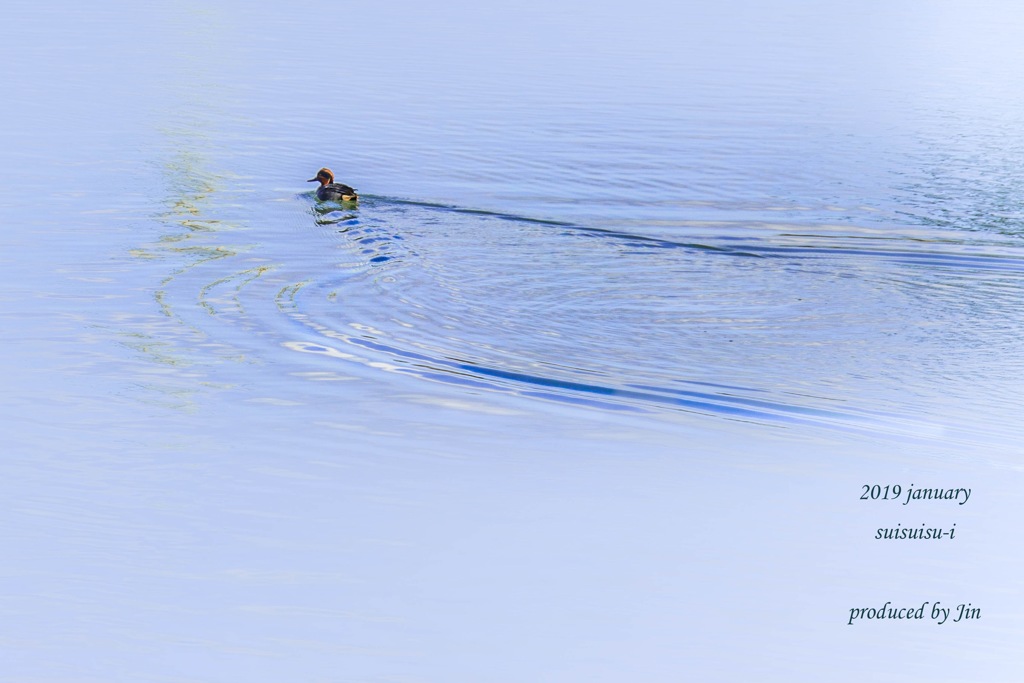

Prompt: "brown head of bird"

[307,168,335,186]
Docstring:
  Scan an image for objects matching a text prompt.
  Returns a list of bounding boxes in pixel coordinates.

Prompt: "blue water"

[3,1,1024,681]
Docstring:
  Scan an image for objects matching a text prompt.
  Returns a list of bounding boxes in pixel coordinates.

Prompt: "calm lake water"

[3,1,1024,681]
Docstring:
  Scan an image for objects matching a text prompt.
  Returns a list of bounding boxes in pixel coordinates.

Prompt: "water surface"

[3,1,1024,681]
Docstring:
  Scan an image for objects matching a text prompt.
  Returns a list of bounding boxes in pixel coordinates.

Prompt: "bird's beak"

[306,177,318,182]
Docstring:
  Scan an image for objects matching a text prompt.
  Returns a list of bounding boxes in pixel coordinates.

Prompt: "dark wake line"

[285,325,897,436]
[367,196,1024,271]
[289,196,1005,436]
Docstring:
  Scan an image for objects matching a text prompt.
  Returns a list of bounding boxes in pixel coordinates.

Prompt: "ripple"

[139,181,1024,444]
[219,197,1024,440]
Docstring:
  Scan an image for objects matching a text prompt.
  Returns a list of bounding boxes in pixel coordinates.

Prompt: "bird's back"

[318,183,358,201]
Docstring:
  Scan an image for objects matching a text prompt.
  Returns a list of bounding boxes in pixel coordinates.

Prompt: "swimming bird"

[307,168,358,202]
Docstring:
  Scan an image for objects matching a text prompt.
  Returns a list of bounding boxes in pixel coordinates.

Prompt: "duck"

[307,168,358,202]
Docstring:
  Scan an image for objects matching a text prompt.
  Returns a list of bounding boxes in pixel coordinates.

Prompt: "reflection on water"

[5,1,1024,681]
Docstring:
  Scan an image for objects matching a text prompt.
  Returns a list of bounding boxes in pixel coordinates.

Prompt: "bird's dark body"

[316,182,358,201]
[307,167,358,202]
